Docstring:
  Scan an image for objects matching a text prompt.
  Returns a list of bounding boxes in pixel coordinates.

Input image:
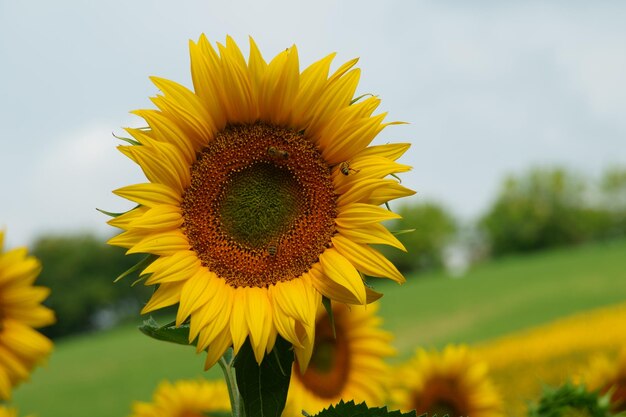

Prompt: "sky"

[1,1,626,247]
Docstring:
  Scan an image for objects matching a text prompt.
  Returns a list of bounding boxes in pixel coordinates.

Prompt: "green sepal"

[390,173,402,183]
[96,208,128,218]
[391,229,416,236]
[97,204,141,218]
[114,254,156,283]
[321,296,336,339]
[233,335,293,417]
[112,132,141,146]
[350,93,375,105]
[311,400,418,417]
[138,317,195,347]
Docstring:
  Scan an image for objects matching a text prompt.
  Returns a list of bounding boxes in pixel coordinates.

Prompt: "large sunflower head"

[108,35,414,367]
[392,345,504,417]
[0,230,55,400]
[129,379,230,417]
[582,348,626,413]
[283,301,395,416]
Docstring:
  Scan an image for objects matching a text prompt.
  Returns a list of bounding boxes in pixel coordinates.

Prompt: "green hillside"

[12,239,626,417]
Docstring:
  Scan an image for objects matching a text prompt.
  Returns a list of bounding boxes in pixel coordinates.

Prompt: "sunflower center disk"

[182,123,337,288]
[218,163,302,249]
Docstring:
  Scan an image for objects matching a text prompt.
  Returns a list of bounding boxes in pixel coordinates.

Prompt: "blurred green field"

[12,238,626,417]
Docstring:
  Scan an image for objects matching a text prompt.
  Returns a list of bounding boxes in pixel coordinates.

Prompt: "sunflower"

[392,345,503,417]
[283,301,394,416]
[0,406,17,417]
[0,230,55,400]
[108,35,414,367]
[582,348,626,413]
[129,379,230,417]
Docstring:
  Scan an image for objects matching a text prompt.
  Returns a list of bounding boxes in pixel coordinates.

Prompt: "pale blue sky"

[2,1,626,246]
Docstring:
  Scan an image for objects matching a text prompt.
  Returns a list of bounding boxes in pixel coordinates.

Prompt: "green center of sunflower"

[218,163,302,249]
[182,123,337,288]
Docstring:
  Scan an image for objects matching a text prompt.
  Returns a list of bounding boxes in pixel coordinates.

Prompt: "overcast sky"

[1,1,625,247]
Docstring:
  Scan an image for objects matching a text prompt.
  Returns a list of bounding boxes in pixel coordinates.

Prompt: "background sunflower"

[0,230,55,400]
[283,302,394,416]
[128,379,230,417]
[392,345,504,417]
[582,348,626,413]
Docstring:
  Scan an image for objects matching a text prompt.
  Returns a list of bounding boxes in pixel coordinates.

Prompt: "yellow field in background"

[475,302,626,416]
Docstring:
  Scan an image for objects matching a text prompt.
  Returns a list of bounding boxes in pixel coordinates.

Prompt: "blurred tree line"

[33,166,625,339]
[479,166,626,256]
[34,234,152,339]
[383,165,626,274]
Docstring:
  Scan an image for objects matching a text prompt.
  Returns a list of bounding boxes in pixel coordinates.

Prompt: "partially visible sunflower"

[108,35,414,368]
[582,348,626,413]
[283,301,394,417]
[0,230,55,400]
[129,379,230,417]
[392,345,503,417]
[0,406,18,417]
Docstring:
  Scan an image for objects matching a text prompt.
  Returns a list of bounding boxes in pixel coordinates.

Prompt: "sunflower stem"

[218,350,245,417]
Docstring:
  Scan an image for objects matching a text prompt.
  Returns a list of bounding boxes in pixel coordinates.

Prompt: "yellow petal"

[336,223,406,252]
[107,228,151,250]
[245,287,273,363]
[229,287,249,355]
[247,36,268,97]
[291,52,336,127]
[356,143,411,161]
[333,157,412,194]
[140,282,183,314]
[107,207,148,230]
[321,113,387,164]
[332,235,405,283]
[368,182,416,206]
[305,69,360,139]
[149,76,215,145]
[127,230,190,256]
[176,269,213,326]
[193,278,233,350]
[335,203,401,227]
[143,251,200,285]
[190,35,227,130]
[318,249,366,305]
[129,205,183,231]
[113,183,182,207]
[204,326,232,371]
[130,110,196,164]
[259,45,299,125]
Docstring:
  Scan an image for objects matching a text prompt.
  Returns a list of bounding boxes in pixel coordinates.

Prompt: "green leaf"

[138,317,194,347]
[527,382,616,417]
[311,400,417,417]
[233,335,293,417]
